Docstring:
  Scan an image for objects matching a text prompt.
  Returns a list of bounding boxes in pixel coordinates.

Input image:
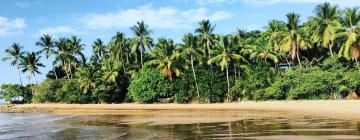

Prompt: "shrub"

[173,67,227,103]
[34,79,89,103]
[0,84,30,103]
[128,64,175,103]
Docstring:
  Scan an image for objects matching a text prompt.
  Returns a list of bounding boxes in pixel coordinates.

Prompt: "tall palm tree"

[208,35,245,95]
[310,2,340,57]
[279,13,309,66]
[19,52,44,97]
[92,38,106,60]
[149,38,180,81]
[263,20,287,52]
[2,43,25,85]
[36,34,58,79]
[195,20,216,61]
[337,8,360,64]
[110,32,130,74]
[54,37,71,79]
[67,35,85,70]
[178,33,203,98]
[130,21,153,68]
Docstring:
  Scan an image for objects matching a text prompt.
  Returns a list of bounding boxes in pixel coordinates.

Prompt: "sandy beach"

[1,100,360,121]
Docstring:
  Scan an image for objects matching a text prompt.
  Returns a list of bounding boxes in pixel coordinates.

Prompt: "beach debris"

[345,92,359,100]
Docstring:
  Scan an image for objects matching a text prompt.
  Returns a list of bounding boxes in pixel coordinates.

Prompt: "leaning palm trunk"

[191,55,200,98]
[296,44,302,66]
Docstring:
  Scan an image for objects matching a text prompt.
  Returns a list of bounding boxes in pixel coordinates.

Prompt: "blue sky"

[0,0,359,85]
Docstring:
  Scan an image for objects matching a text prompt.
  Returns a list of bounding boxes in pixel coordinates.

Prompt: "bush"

[34,79,89,103]
[0,84,30,103]
[173,67,227,103]
[128,64,175,103]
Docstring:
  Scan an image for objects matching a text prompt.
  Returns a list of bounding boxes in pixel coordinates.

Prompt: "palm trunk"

[296,47,302,66]
[191,55,200,98]
[33,73,38,84]
[17,63,23,86]
[329,46,334,57]
[29,75,34,100]
[53,69,58,79]
[226,64,230,95]
[121,57,127,74]
[284,56,291,69]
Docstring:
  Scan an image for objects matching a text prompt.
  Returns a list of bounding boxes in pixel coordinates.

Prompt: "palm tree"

[310,2,340,57]
[92,38,106,60]
[54,37,71,78]
[110,32,130,74]
[249,39,279,64]
[336,8,360,64]
[2,43,25,85]
[130,21,153,68]
[67,35,85,71]
[101,58,120,84]
[149,38,181,81]
[19,52,44,97]
[77,67,97,94]
[208,35,246,95]
[36,34,58,79]
[178,33,203,98]
[195,20,216,61]
[279,13,309,66]
[263,20,287,52]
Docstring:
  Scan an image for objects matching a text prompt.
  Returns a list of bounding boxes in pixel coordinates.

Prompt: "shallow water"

[0,110,360,140]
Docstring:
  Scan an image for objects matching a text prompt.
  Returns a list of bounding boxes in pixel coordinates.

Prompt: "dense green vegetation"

[1,3,359,103]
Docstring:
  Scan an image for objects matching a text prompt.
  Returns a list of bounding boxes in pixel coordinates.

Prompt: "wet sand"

[1,100,360,122]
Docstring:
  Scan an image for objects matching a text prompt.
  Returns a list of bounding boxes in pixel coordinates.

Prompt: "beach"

[2,100,360,121]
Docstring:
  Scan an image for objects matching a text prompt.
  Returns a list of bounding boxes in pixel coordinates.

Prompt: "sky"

[0,0,359,85]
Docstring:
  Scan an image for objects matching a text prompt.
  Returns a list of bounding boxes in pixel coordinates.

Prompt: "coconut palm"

[263,20,287,51]
[130,21,153,68]
[208,35,246,94]
[109,32,130,74]
[19,52,44,96]
[92,38,106,60]
[149,38,180,81]
[54,37,71,78]
[101,58,120,84]
[2,43,26,85]
[249,39,279,64]
[279,13,309,66]
[36,34,58,79]
[67,35,85,70]
[336,8,360,64]
[77,66,97,94]
[178,33,204,98]
[195,19,216,61]
[310,2,340,56]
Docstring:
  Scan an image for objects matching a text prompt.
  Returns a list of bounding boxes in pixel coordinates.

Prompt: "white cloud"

[38,26,75,35]
[14,2,29,8]
[82,4,232,29]
[243,0,360,7]
[0,16,26,36]
[195,0,239,5]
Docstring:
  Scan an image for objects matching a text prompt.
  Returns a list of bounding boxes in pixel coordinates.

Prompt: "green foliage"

[128,64,175,103]
[34,79,89,103]
[173,67,227,103]
[0,84,31,103]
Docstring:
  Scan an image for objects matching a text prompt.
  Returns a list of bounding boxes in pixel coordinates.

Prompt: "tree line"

[1,3,360,103]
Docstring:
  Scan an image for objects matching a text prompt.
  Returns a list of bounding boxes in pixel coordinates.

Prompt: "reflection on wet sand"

[1,110,360,139]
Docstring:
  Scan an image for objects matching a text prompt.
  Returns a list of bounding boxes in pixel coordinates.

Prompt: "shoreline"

[1,100,360,121]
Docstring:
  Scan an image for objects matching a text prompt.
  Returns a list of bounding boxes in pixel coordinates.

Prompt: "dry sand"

[1,100,360,122]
